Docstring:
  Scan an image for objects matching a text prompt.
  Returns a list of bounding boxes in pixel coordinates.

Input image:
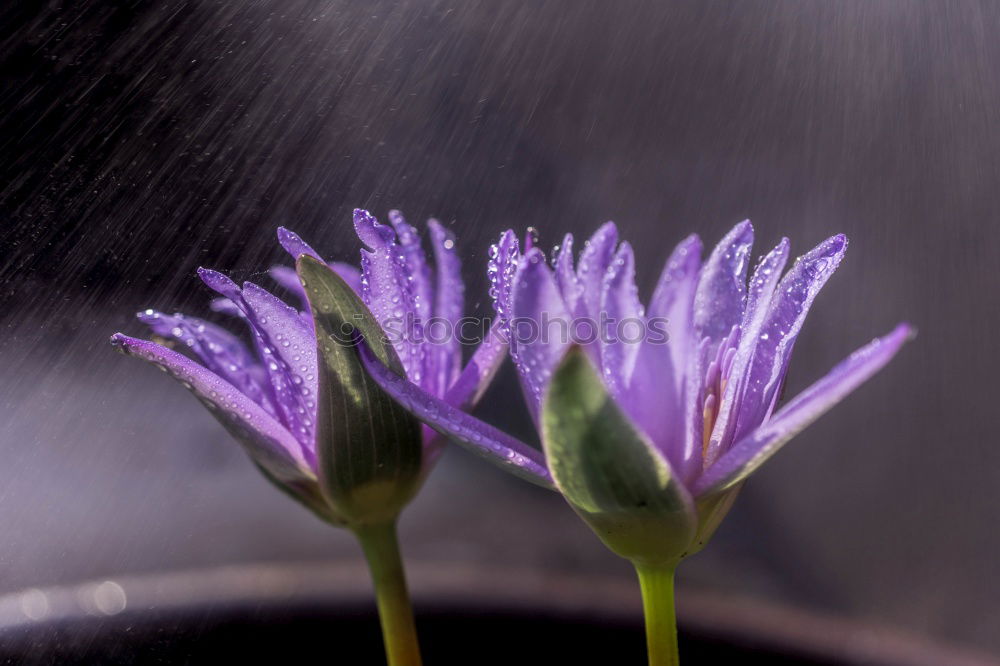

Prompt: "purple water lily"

[110,209,506,523]
[361,219,912,539]
[359,218,911,665]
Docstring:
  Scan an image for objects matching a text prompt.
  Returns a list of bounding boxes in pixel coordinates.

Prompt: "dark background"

[1,0,997,657]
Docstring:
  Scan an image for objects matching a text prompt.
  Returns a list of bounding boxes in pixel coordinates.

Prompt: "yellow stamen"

[701,405,713,458]
[702,379,727,461]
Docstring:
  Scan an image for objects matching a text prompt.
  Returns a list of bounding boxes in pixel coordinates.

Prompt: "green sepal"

[541,347,697,566]
[296,256,424,527]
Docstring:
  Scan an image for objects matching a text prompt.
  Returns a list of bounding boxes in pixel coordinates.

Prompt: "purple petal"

[677,336,714,482]
[693,323,914,496]
[270,264,304,292]
[210,297,243,318]
[270,265,309,308]
[110,333,313,482]
[730,234,848,443]
[427,219,464,394]
[693,220,753,345]
[628,233,702,461]
[621,338,681,465]
[388,210,434,322]
[358,344,554,488]
[329,262,363,295]
[353,209,424,383]
[443,321,508,410]
[743,238,791,328]
[239,282,319,449]
[574,222,618,319]
[277,227,324,263]
[599,241,643,396]
[488,229,520,329]
[136,309,276,417]
[523,226,539,251]
[705,238,790,463]
[510,248,573,420]
[198,267,243,303]
[428,219,464,326]
[552,233,581,312]
[389,210,444,395]
[275,228,364,297]
[648,233,702,394]
[198,267,318,453]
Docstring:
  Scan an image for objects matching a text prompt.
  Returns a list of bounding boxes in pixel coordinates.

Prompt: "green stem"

[353,521,423,666]
[634,563,680,666]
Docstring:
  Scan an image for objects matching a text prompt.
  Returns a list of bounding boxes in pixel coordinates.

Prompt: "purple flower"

[361,220,913,558]
[110,209,506,524]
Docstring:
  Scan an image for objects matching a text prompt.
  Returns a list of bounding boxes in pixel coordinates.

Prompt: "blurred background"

[1,0,997,658]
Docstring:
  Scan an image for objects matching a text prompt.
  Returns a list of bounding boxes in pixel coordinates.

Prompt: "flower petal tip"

[353,208,394,248]
[681,232,703,248]
[828,233,848,252]
[732,219,754,240]
[108,332,128,349]
[427,217,454,241]
[197,266,228,285]
[196,269,246,307]
[276,227,324,263]
[209,298,241,316]
[108,332,155,358]
[616,239,635,255]
[593,220,619,242]
[275,226,296,247]
[239,280,266,297]
[520,246,548,269]
[666,234,703,273]
[891,321,917,342]
[134,308,160,324]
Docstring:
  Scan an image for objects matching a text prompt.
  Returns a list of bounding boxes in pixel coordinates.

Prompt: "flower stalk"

[635,563,680,666]
[354,521,423,666]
